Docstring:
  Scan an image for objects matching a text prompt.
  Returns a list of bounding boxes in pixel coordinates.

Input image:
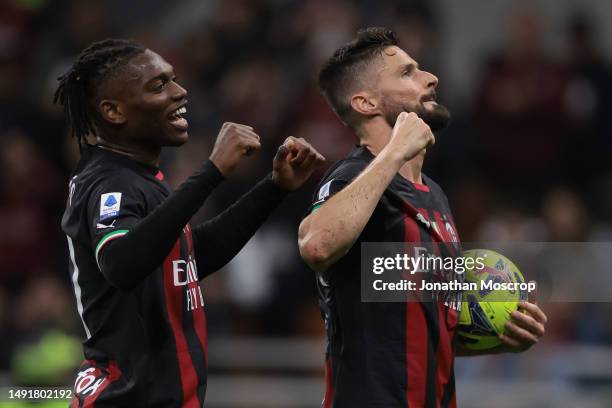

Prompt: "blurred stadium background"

[1,0,612,406]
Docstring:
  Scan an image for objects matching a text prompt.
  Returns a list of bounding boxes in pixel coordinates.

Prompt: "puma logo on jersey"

[96,220,116,229]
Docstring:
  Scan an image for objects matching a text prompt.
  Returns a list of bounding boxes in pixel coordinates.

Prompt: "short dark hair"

[54,39,146,148]
[318,27,399,126]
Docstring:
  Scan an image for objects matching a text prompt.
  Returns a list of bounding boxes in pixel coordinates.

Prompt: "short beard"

[382,99,451,132]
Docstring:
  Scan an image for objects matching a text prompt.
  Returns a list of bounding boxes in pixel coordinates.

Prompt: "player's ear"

[350,92,379,117]
[99,99,127,125]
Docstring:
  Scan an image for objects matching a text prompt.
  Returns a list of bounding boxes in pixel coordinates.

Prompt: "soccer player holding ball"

[299,28,548,407]
[58,39,324,406]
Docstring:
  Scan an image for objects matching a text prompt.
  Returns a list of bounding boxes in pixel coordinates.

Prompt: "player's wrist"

[266,172,293,194]
[205,159,226,180]
[208,155,230,177]
[378,146,406,169]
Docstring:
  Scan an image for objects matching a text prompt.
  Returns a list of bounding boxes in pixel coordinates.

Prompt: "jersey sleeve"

[191,174,288,278]
[82,160,224,291]
[86,170,146,267]
[307,159,369,214]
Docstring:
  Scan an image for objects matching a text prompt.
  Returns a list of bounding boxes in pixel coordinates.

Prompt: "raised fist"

[387,112,435,162]
[272,136,326,191]
[210,122,261,176]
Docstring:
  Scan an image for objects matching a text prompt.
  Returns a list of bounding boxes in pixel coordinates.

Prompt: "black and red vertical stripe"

[162,224,208,407]
[403,202,458,408]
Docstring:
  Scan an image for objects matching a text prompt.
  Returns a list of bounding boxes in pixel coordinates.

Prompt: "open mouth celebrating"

[422,92,437,104]
[168,105,188,130]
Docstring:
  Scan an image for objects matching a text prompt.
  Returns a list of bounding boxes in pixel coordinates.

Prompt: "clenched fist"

[386,112,435,162]
[210,122,261,176]
[272,136,326,191]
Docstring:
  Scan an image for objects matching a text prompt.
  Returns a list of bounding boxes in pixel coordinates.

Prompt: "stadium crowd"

[1,0,611,388]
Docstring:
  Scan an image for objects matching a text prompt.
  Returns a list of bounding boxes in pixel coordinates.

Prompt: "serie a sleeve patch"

[318,179,334,201]
[99,192,122,221]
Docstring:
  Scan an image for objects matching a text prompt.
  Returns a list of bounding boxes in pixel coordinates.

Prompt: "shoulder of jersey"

[422,174,446,197]
[324,157,370,182]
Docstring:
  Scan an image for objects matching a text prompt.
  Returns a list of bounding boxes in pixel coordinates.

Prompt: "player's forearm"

[299,150,404,272]
[98,160,224,290]
[192,174,288,278]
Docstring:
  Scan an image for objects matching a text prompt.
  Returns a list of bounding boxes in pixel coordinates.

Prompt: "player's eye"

[402,67,414,77]
[153,78,169,92]
[154,76,178,92]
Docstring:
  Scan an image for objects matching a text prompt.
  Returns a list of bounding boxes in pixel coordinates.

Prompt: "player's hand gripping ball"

[457,249,528,350]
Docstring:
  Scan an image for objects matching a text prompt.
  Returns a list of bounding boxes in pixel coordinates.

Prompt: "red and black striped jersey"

[308,146,461,408]
[62,146,208,407]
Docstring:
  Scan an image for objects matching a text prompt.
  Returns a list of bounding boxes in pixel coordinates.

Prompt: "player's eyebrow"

[146,69,175,85]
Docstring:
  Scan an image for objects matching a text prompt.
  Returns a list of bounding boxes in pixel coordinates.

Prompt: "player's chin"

[165,116,189,141]
[421,103,451,132]
[164,129,189,146]
[423,100,448,113]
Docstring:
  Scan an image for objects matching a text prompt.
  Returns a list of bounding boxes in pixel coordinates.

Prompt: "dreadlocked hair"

[54,39,146,148]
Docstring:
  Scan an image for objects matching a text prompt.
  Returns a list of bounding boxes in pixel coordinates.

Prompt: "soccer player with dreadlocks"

[58,39,324,407]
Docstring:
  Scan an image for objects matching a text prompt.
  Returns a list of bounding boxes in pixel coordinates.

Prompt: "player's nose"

[171,81,188,100]
[425,71,438,89]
